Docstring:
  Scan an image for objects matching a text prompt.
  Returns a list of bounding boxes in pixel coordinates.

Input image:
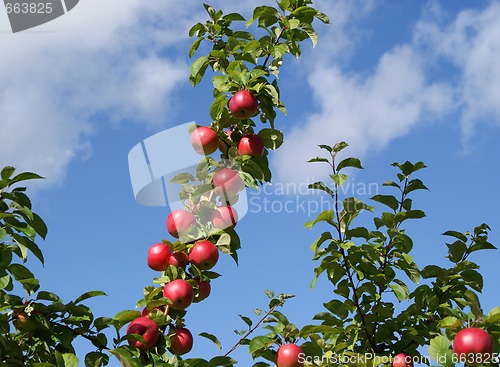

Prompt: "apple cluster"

[125,90,271,357]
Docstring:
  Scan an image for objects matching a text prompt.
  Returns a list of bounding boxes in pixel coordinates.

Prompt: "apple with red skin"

[393,353,413,367]
[237,134,265,158]
[13,312,37,332]
[189,240,219,270]
[166,210,196,238]
[169,327,193,355]
[194,278,211,302]
[163,279,194,310]
[169,251,189,269]
[212,205,238,229]
[228,90,258,119]
[126,316,159,351]
[212,168,244,197]
[453,328,493,365]
[191,126,219,155]
[147,243,172,271]
[276,343,304,367]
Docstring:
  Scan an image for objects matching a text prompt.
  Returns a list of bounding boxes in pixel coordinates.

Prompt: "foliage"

[1,1,499,367]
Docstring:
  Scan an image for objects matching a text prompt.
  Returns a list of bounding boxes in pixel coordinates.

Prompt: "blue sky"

[1,0,499,365]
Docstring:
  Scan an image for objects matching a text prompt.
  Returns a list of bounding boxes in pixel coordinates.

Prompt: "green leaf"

[307,156,329,163]
[1,166,15,180]
[239,314,252,328]
[109,348,140,367]
[248,335,274,354]
[389,282,408,301]
[330,173,348,186]
[37,291,61,302]
[85,351,109,367]
[487,306,500,324]
[31,212,48,239]
[258,128,284,150]
[318,144,333,153]
[75,291,107,304]
[405,178,429,194]
[371,195,399,211]
[304,210,335,229]
[209,93,228,121]
[428,335,453,367]
[199,332,222,351]
[170,173,195,184]
[208,356,237,367]
[442,230,468,242]
[113,310,141,328]
[447,240,467,263]
[11,172,44,183]
[190,56,209,86]
[438,316,461,329]
[308,182,333,197]
[337,157,363,171]
[55,352,79,367]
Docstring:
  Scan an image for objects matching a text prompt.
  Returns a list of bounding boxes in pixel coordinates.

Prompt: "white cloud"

[414,2,500,142]
[274,45,453,185]
[0,0,199,185]
[273,1,500,186]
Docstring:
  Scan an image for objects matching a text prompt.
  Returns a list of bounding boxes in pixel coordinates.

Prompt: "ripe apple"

[393,353,413,367]
[453,327,493,365]
[228,90,258,119]
[13,312,36,332]
[169,327,193,355]
[212,168,244,197]
[189,240,219,270]
[276,343,304,367]
[126,316,159,351]
[163,279,194,310]
[237,134,265,158]
[191,126,219,155]
[194,278,211,302]
[169,251,189,269]
[211,205,238,229]
[147,243,172,271]
[166,210,196,238]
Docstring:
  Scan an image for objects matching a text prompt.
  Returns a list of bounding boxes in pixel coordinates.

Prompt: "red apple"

[453,328,493,365]
[169,327,193,355]
[194,278,211,302]
[393,353,413,367]
[191,126,219,155]
[13,312,37,332]
[189,240,219,270]
[126,316,159,351]
[212,205,238,229]
[166,210,196,238]
[276,343,304,367]
[169,251,189,269]
[163,279,194,310]
[147,243,172,271]
[237,134,265,158]
[212,168,244,197]
[228,90,258,119]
